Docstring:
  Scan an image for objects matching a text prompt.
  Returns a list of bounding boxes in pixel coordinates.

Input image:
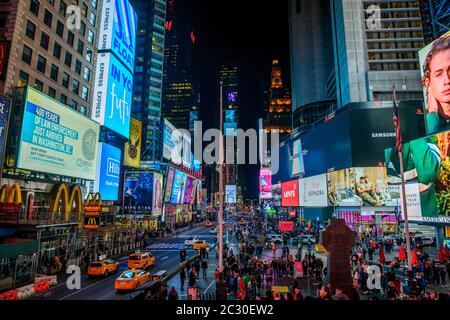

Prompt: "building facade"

[130,0,167,164]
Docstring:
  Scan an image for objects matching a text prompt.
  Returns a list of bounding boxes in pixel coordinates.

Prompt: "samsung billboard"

[17,87,99,180]
[98,0,138,72]
[92,52,133,139]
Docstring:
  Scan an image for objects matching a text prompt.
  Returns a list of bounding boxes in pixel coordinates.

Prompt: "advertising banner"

[259,169,272,199]
[418,31,450,135]
[292,139,304,176]
[92,52,133,138]
[327,167,400,207]
[183,176,194,204]
[225,110,235,122]
[182,133,191,168]
[152,173,163,216]
[385,130,450,223]
[281,179,299,207]
[226,185,237,204]
[349,101,426,166]
[163,119,182,164]
[272,183,282,207]
[0,96,10,168]
[279,221,294,232]
[178,173,187,204]
[17,87,99,180]
[299,174,328,207]
[170,170,183,204]
[224,122,237,136]
[84,216,100,229]
[124,173,154,211]
[164,168,175,202]
[92,143,121,201]
[97,0,138,72]
[124,118,141,168]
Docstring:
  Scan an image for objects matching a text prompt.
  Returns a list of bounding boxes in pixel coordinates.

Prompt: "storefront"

[337,207,399,236]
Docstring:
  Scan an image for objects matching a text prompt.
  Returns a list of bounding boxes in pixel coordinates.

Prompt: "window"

[91,0,97,9]
[53,42,61,59]
[81,2,88,17]
[22,45,32,65]
[19,70,29,86]
[83,67,90,81]
[40,32,49,50]
[34,79,43,92]
[72,79,79,94]
[30,0,40,16]
[80,105,87,115]
[48,0,55,5]
[75,59,82,74]
[48,86,56,99]
[56,20,64,37]
[79,21,86,37]
[87,30,94,44]
[59,1,66,16]
[81,86,88,101]
[62,72,69,88]
[70,100,77,110]
[44,9,52,27]
[0,12,7,28]
[67,31,74,46]
[37,55,46,73]
[77,40,84,55]
[88,12,96,26]
[50,64,58,81]
[60,93,67,105]
[85,49,92,63]
[25,20,36,39]
[64,51,72,67]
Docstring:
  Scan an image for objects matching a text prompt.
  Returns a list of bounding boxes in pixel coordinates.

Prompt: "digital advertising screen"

[17,87,99,180]
[152,173,163,215]
[272,183,282,207]
[163,119,182,164]
[226,185,237,204]
[94,143,121,201]
[124,118,142,168]
[98,0,138,72]
[418,31,450,135]
[292,139,304,176]
[225,110,235,122]
[164,168,175,203]
[224,122,237,136]
[92,52,133,139]
[183,176,194,204]
[170,170,183,204]
[178,173,187,204]
[385,129,450,223]
[124,173,154,210]
[299,174,328,207]
[259,169,272,199]
[281,179,299,207]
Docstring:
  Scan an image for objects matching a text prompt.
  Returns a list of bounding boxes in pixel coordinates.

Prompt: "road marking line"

[59,275,114,300]
[161,256,168,261]
[203,280,215,294]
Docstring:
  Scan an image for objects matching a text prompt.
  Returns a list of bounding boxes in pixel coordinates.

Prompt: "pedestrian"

[201,259,208,278]
[440,267,447,286]
[180,268,186,292]
[168,287,178,300]
[331,287,349,300]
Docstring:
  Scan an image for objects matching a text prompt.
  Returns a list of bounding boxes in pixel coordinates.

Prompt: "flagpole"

[393,86,412,271]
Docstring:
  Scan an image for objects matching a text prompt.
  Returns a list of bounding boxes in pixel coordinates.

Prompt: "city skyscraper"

[288,0,337,134]
[331,0,425,106]
[0,0,101,116]
[263,60,292,140]
[130,0,167,164]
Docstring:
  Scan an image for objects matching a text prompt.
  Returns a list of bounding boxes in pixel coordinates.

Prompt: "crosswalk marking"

[145,240,214,251]
[178,234,215,239]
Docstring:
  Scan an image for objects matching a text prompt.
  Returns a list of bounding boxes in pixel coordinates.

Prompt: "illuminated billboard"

[178,173,187,204]
[0,96,10,170]
[170,170,183,204]
[292,139,304,176]
[164,168,175,202]
[92,52,133,139]
[224,122,237,136]
[259,169,272,199]
[226,185,237,204]
[124,173,154,211]
[163,119,182,164]
[299,174,328,207]
[17,87,99,180]
[124,118,141,168]
[184,176,194,204]
[98,0,138,72]
[152,172,163,215]
[225,110,235,122]
[272,183,282,207]
[385,130,450,223]
[281,180,299,207]
[91,143,121,201]
[418,31,450,135]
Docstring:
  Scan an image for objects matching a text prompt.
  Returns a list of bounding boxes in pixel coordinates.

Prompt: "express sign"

[281,180,299,207]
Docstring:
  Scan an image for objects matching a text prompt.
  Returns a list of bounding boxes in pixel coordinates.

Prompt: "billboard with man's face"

[419,31,450,135]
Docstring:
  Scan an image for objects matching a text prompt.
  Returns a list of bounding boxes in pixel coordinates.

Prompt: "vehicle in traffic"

[204,220,213,227]
[299,234,316,244]
[127,252,155,269]
[267,234,283,244]
[114,269,150,291]
[415,236,435,247]
[184,237,199,246]
[193,240,208,250]
[87,259,119,277]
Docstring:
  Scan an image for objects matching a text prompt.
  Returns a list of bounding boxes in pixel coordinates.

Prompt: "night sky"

[176,0,291,200]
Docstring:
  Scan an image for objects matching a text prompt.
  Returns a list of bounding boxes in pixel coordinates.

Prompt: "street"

[29,226,215,300]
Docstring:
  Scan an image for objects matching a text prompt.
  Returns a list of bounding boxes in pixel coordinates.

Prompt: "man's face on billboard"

[428,49,450,104]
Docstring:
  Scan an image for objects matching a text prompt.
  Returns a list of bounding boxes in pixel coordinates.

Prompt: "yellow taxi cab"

[87,259,119,277]
[204,220,213,227]
[193,240,208,250]
[114,269,150,291]
[127,252,155,269]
